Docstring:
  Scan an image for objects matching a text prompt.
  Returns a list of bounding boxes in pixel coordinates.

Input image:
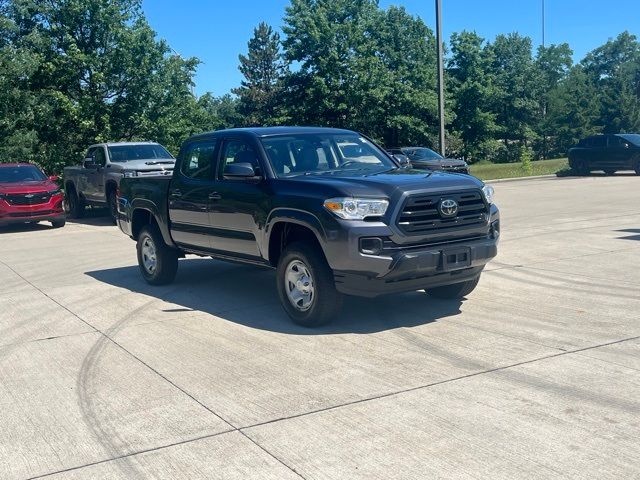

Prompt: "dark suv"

[388,147,469,174]
[117,127,499,327]
[568,134,640,175]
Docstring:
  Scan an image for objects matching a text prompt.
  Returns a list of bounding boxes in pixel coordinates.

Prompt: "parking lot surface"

[1,175,639,479]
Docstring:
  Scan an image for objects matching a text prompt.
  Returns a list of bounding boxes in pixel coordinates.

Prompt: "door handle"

[208,192,222,201]
[170,189,182,198]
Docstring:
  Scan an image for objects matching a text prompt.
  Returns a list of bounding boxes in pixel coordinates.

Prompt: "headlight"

[324,197,389,220]
[123,171,139,178]
[482,185,495,204]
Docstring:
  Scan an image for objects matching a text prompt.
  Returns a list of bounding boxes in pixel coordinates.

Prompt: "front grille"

[396,190,488,235]
[4,192,52,205]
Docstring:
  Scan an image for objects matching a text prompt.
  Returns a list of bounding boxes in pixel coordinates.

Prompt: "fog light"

[359,237,383,255]
[491,220,500,238]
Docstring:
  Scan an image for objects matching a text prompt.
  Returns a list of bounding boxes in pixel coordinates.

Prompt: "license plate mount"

[441,247,472,271]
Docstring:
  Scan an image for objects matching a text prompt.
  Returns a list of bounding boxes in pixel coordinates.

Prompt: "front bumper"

[322,202,499,297]
[0,195,65,226]
[333,236,497,297]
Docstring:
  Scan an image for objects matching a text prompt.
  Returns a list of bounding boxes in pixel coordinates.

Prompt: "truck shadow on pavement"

[86,258,463,335]
[0,222,54,233]
[617,229,640,241]
[66,207,114,226]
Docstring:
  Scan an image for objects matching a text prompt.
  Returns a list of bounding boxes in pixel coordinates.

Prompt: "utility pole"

[435,0,446,156]
[542,0,545,47]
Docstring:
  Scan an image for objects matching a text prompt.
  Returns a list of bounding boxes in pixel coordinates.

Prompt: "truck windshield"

[0,165,47,183]
[107,144,174,163]
[261,134,396,177]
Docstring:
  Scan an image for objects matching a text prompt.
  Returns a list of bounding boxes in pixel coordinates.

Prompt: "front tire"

[66,187,85,218]
[51,219,66,228]
[276,242,343,327]
[634,159,640,176]
[573,159,589,176]
[426,275,480,299]
[108,190,118,225]
[136,225,178,285]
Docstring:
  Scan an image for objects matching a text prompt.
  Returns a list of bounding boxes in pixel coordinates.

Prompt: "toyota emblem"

[439,198,458,217]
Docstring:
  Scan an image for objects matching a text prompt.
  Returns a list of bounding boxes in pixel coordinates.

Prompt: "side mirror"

[393,154,411,167]
[48,175,59,182]
[83,158,97,169]
[223,162,258,179]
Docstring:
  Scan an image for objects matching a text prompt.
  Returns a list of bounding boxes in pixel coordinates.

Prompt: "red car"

[0,163,66,228]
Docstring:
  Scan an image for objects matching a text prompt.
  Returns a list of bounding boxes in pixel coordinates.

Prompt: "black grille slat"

[396,190,488,235]
[5,193,51,206]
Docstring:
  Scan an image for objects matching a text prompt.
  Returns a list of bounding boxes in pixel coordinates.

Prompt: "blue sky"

[142,0,639,97]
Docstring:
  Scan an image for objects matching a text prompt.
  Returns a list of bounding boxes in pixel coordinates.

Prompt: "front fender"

[264,208,329,262]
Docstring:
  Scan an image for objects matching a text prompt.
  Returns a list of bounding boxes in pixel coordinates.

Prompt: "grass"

[469,158,569,181]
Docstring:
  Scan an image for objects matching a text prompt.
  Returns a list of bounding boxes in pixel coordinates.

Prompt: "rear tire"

[276,242,343,327]
[136,225,178,285]
[426,275,480,299]
[634,159,640,176]
[66,187,85,218]
[51,219,66,228]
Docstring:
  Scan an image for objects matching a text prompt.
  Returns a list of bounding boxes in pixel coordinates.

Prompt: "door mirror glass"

[83,158,97,169]
[223,162,256,178]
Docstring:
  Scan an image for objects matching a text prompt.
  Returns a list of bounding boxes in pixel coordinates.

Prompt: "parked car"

[116,127,499,327]
[388,147,470,174]
[568,134,640,175]
[0,163,65,228]
[63,142,175,223]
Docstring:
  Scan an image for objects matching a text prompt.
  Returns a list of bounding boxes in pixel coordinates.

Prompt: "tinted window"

[591,136,606,147]
[180,141,216,180]
[0,165,47,183]
[609,136,627,147]
[261,133,395,177]
[108,144,173,162]
[619,134,640,146]
[94,147,106,166]
[219,139,261,177]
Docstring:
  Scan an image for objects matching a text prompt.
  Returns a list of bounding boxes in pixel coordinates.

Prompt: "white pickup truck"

[63,142,175,223]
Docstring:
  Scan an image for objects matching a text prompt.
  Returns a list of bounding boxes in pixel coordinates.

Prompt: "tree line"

[1,0,639,174]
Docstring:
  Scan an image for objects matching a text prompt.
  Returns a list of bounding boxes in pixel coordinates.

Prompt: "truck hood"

[109,159,175,172]
[0,180,59,194]
[283,168,483,198]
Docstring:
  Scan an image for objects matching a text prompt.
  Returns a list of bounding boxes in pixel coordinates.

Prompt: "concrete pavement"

[0,175,639,479]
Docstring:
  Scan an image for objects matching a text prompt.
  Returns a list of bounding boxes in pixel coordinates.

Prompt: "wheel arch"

[265,212,327,267]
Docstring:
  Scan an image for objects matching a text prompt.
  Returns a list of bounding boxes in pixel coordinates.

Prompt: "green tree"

[281,0,438,146]
[534,43,573,158]
[447,31,498,161]
[546,65,600,153]
[486,33,540,162]
[581,31,640,133]
[233,22,287,126]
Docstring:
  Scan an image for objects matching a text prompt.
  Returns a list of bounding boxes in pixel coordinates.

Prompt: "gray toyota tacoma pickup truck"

[117,127,500,327]
[64,142,175,222]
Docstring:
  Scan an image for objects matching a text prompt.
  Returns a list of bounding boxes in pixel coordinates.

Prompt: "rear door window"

[180,141,217,180]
